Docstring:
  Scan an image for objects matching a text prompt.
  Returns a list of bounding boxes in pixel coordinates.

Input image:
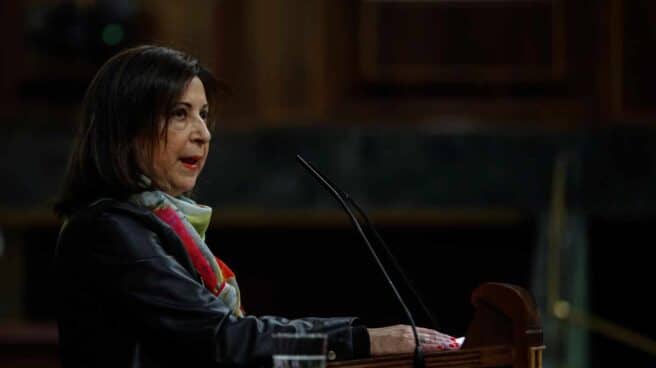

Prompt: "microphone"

[344,198,441,332]
[296,155,425,368]
[295,155,440,330]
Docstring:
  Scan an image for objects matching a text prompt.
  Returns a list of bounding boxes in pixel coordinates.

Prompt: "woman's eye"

[172,108,187,120]
[200,110,209,121]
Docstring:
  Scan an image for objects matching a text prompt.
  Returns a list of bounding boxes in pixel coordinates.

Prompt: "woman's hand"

[367,325,460,356]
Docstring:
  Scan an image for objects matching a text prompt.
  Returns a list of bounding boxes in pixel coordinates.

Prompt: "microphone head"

[295,154,351,200]
[296,154,310,168]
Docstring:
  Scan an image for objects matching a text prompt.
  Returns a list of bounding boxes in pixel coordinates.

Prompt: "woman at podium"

[53,45,459,367]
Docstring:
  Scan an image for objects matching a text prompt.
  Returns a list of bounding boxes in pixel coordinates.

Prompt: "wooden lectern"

[0,283,542,368]
[329,283,544,368]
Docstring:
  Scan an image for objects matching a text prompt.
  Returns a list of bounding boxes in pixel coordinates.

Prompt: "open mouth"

[180,156,202,169]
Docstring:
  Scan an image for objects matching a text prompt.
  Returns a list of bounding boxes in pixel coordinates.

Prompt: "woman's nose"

[191,116,211,143]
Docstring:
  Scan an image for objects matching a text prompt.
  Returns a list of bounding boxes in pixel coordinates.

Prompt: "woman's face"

[147,77,211,196]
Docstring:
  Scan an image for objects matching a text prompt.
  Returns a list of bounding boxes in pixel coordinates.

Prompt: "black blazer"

[55,199,369,368]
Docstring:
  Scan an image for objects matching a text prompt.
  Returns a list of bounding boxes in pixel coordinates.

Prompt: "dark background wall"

[1,0,655,367]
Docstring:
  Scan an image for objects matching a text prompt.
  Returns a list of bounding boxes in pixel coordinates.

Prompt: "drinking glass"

[272,333,327,368]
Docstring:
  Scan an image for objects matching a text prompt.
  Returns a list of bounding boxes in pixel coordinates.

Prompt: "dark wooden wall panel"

[0,0,651,128]
[359,0,565,83]
[622,0,656,117]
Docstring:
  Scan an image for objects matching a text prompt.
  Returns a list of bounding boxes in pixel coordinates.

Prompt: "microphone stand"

[296,158,441,331]
[346,200,441,331]
[296,155,425,368]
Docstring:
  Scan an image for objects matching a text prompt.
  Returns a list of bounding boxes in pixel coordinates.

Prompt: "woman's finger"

[418,333,457,344]
[421,342,460,352]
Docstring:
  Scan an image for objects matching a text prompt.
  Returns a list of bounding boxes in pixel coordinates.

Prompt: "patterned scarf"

[130,190,244,317]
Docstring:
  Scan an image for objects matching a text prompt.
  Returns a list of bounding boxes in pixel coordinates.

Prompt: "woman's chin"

[165,181,197,196]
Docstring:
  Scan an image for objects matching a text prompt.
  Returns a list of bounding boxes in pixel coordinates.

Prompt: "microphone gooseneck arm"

[296,155,424,368]
[346,199,441,331]
[295,156,440,331]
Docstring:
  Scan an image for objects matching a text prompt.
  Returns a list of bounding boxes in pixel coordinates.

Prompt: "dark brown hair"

[54,45,218,216]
